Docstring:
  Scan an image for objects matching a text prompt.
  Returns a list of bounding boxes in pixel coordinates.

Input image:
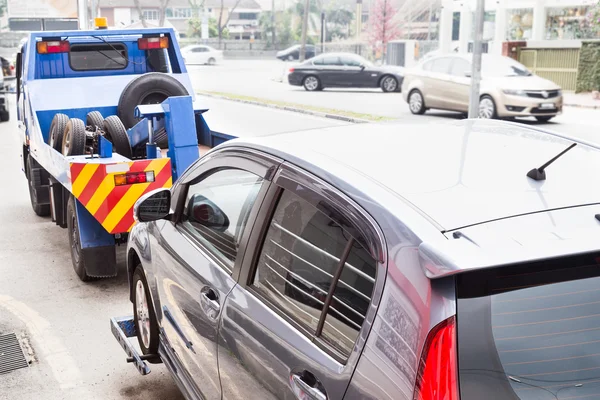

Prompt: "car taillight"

[114,171,155,186]
[413,316,458,400]
[138,37,169,50]
[37,40,70,54]
[289,68,294,73]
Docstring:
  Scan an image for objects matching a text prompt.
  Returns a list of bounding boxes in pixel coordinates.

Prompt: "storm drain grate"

[0,333,28,374]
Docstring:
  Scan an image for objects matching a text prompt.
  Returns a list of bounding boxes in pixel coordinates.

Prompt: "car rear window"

[457,253,600,400]
[69,43,127,71]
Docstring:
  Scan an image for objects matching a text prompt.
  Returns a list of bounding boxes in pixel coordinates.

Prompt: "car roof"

[225,119,600,234]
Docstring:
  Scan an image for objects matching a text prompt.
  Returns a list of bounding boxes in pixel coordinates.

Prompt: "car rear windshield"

[69,43,127,71]
[457,253,600,400]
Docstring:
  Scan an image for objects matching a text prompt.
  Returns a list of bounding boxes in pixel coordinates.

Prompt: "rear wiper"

[527,142,577,181]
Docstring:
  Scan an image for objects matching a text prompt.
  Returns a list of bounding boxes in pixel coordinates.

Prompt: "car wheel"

[208,57,216,65]
[380,75,398,93]
[103,116,133,159]
[85,111,104,130]
[133,266,160,357]
[408,90,426,115]
[478,95,497,119]
[303,75,321,92]
[62,118,87,156]
[535,116,553,123]
[48,113,69,151]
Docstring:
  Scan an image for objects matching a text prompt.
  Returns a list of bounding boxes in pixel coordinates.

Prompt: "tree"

[367,0,401,60]
[158,0,171,26]
[0,0,6,18]
[134,0,148,27]
[217,0,243,43]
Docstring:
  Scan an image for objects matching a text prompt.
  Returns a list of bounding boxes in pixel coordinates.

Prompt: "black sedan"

[276,44,317,61]
[287,53,404,92]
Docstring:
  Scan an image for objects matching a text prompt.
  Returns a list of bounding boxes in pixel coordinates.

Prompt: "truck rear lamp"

[114,171,155,186]
[138,37,169,50]
[37,40,70,54]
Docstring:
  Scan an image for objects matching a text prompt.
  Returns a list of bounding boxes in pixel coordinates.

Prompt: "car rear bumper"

[287,73,303,86]
[496,93,563,117]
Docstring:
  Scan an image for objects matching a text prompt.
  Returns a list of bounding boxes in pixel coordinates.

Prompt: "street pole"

[468,0,485,118]
[320,11,325,54]
[427,0,433,41]
[299,0,310,61]
[271,0,276,47]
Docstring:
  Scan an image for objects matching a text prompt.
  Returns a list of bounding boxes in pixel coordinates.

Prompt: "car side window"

[181,169,264,274]
[430,57,452,74]
[450,59,471,77]
[341,56,361,67]
[323,56,342,66]
[313,57,324,66]
[422,60,433,71]
[251,190,377,359]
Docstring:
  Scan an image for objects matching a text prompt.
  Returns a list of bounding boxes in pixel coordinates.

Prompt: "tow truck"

[16,20,235,281]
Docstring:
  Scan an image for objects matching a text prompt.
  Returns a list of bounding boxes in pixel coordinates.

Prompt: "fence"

[519,48,580,91]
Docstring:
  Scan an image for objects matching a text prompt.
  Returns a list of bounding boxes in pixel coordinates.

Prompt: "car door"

[447,57,472,111]
[319,55,344,87]
[217,162,386,400]
[337,55,373,87]
[153,149,281,400]
[422,57,454,109]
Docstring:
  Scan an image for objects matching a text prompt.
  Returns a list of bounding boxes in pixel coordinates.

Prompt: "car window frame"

[237,161,387,365]
[172,148,283,278]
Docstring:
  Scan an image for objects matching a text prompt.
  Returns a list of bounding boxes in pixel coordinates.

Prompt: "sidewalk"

[563,92,600,110]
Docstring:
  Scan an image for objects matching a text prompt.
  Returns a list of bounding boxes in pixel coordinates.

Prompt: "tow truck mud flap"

[110,316,157,376]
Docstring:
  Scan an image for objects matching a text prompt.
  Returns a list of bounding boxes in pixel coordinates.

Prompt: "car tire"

[408,89,426,115]
[62,118,86,156]
[48,113,69,151]
[67,196,92,282]
[535,116,553,123]
[86,111,104,130]
[380,75,398,93]
[303,75,321,92]
[479,95,497,119]
[103,116,132,159]
[118,72,189,129]
[208,57,216,65]
[27,155,50,217]
[133,265,160,357]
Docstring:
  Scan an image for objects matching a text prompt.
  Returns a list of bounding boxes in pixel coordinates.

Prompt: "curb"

[196,92,372,124]
[564,102,600,110]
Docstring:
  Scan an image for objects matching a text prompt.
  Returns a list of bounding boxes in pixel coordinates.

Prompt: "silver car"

[402,54,563,122]
[127,119,600,399]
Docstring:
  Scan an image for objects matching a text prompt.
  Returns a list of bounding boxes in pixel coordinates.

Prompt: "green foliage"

[0,0,6,17]
[576,41,600,92]
[187,17,227,38]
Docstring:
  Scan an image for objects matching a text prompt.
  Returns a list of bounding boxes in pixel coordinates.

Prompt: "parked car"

[126,118,600,400]
[276,44,317,61]
[181,45,223,65]
[288,52,404,92]
[402,53,563,122]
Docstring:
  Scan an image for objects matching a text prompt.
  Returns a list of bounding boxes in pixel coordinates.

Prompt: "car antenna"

[527,142,577,181]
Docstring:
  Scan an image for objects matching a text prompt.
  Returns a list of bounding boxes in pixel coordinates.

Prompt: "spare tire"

[118,73,189,129]
[103,116,133,159]
[48,113,69,151]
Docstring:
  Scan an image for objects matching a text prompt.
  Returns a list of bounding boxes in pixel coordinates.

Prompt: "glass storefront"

[545,6,600,40]
[506,8,534,40]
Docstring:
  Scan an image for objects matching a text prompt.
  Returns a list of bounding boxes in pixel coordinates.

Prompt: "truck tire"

[48,113,69,151]
[67,196,92,281]
[133,265,160,357]
[86,111,104,130]
[0,110,9,122]
[62,118,86,156]
[27,155,50,217]
[118,72,189,129]
[104,116,133,159]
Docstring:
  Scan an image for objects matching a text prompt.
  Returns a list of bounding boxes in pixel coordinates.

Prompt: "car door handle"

[290,371,327,400]
[200,286,220,316]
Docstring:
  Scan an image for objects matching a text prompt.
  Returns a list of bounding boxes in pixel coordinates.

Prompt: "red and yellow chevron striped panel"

[69,159,172,234]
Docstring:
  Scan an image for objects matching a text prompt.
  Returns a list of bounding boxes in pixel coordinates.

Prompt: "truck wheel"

[133,266,160,356]
[118,73,189,129]
[27,155,50,217]
[86,111,104,130]
[48,113,69,151]
[62,118,86,156]
[67,196,92,281]
[0,111,9,122]
[104,116,133,159]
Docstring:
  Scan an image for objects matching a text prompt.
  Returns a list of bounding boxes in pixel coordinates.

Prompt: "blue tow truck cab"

[16,26,234,282]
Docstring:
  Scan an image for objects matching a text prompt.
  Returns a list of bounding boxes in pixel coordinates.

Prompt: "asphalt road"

[188,59,600,142]
[0,95,346,400]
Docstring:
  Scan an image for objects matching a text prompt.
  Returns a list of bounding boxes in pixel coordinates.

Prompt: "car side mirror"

[360,64,366,70]
[134,188,172,223]
[187,194,229,232]
[464,71,472,77]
